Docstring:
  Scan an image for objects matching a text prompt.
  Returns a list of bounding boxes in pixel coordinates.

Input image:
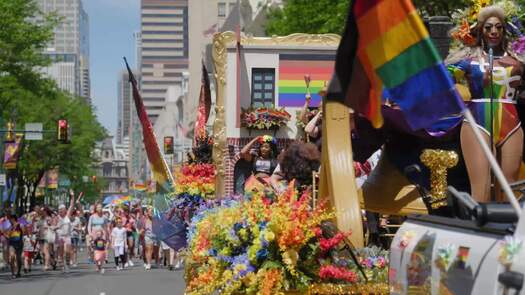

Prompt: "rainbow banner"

[278,54,335,107]
[327,0,464,130]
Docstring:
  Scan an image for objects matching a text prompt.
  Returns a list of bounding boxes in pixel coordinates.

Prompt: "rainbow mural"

[278,54,335,107]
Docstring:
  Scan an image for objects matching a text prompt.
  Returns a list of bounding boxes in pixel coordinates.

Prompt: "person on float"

[240,135,279,192]
[446,5,525,202]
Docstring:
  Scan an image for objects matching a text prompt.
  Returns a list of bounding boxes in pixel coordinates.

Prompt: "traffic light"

[164,136,174,155]
[57,119,69,143]
[5,121,15,143]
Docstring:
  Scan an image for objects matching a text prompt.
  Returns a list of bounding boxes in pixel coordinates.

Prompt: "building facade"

[117,70,137,145]
[140,0,189,123]
[94,137,129,197]
[37,0,90,101]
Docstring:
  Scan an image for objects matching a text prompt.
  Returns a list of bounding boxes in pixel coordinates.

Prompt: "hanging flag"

[327,0,465,130]
[47,168,59,189]
[124,58,174,191]
[194,62,212,142]
[132,183,147,191]
[3,134,23,170]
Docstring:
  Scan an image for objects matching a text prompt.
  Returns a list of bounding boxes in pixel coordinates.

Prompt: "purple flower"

[512,36,525,54]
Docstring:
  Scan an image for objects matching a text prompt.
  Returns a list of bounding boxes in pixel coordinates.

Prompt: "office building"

[37,0,90,101]
[140,0,189,123]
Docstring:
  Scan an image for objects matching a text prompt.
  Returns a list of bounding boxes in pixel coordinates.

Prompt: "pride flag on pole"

[327,0,464,130]
[124,58,174,191]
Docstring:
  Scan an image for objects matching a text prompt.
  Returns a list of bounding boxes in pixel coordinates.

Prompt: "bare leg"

[461,122,492,202]
[498,128,524,202]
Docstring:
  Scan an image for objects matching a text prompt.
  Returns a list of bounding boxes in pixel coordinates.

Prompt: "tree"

[265,0,350,36]
[265,0,471,36]
[0,0,106,210]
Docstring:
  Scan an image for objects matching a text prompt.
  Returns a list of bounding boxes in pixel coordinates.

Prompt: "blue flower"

[256,248,269,260]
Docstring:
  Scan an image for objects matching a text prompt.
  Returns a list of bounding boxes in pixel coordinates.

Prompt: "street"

[0,251,186,295]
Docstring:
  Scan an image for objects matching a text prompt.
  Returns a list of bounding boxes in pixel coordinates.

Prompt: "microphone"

[488,47,494,73]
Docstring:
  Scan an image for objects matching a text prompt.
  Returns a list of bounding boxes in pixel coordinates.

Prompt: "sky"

[83,0,140,136]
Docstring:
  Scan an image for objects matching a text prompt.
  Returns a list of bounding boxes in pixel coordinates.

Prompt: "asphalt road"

[0,250,187,295]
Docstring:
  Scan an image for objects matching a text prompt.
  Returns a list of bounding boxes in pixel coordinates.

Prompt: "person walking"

[110,217,127,271]
[92,229,107,274]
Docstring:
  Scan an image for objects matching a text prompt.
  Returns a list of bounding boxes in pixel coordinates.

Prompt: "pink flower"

[319,265,358,283]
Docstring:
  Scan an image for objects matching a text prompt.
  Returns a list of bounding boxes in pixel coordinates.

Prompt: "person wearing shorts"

[22,229,35,273]
[6,215,23,279]
[139,208,156,270]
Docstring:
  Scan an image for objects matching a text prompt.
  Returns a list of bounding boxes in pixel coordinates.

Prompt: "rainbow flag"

[132,183,147,191]
[278,54,334,107]
[124,58,174,191]
[327,0,464,130]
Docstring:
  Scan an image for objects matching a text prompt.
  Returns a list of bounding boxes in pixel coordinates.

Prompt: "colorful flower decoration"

[498,236,523,267]
[174,163,216,199]
[185,181,390,294]
[241,107,291,130]
[258,135,277,145]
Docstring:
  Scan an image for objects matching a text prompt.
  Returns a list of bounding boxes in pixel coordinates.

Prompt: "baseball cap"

[58,204,66,210]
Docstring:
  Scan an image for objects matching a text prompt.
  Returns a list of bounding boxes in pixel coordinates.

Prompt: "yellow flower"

[264,231,275,242]
[282,249,299,266]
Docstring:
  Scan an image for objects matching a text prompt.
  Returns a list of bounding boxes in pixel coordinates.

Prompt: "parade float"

[125,0,525,293]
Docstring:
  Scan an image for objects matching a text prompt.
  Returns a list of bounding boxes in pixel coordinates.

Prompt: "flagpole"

[463,109,522,215]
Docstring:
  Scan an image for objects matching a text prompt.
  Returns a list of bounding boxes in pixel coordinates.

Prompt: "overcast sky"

[83,0,140,136]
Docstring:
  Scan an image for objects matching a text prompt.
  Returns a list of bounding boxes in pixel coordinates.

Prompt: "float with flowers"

[185,182,389,294]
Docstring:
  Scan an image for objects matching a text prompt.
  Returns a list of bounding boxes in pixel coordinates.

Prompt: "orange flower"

[451,19,476,46]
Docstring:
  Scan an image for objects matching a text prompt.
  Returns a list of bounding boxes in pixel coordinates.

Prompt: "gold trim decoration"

[211,32,236,196]
[420,149,459,209]
[307,283,389,294]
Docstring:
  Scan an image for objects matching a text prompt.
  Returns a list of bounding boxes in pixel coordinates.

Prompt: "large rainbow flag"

[278,54,335,107]
[327,0,464,130]
[124,58,174,191]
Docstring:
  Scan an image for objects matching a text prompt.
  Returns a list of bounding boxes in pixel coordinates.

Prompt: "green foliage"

[265,0,473,36]
[0,0,106,208]
[265,0,350,36]
[412,0,470,18]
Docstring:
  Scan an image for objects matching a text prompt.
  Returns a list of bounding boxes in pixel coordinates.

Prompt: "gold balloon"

[420,149,459,209]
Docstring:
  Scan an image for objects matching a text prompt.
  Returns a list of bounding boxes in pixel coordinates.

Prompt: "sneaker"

[72,264,78,268]
[124,262,129,268]
[174,260,183,270]
[128,260,134,267]
[116,266,121,271]
[100,268,105,274]
[145,264,151,270]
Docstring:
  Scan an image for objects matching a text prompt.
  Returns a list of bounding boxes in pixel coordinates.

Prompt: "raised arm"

[297,95,311,124]
[240,136,261,162]
[304,110,322,138]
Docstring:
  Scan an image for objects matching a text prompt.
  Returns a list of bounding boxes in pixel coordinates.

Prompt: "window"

[251,68,275,107]
[218,2,226,17]
[229,2,236,13]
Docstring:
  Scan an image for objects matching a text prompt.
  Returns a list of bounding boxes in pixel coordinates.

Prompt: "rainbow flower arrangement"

[185,182,388,294]
[175,163,216,199]
[241,107,291,130]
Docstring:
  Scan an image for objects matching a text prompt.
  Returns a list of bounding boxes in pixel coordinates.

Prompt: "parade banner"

[47,168,59,189]
[194,62,211,142]
[124,58,174,191]
[3,134,23,170]
[327,0,465,130]
[278,54,335,107]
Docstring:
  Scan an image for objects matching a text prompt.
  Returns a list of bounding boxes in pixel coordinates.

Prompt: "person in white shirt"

[111,218,127,271]
[54,191,82,273]
[69,211,83,268]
